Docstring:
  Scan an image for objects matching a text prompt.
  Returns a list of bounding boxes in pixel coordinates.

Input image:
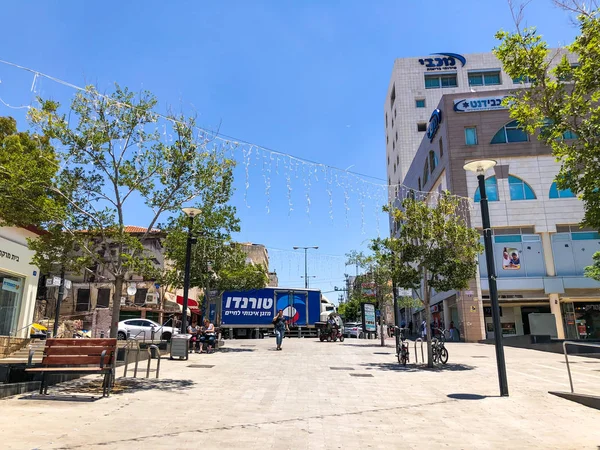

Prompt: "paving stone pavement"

[1,336,599,450]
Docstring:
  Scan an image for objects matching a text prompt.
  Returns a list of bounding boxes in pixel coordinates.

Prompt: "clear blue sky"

[0,1,578,301]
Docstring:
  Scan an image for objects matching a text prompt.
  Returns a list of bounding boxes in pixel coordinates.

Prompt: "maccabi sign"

[419,52,466,71]
[426,109,442,142]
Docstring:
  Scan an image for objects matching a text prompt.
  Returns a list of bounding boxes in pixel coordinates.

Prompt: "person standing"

[273,309,288,351]
[421,319,427,339]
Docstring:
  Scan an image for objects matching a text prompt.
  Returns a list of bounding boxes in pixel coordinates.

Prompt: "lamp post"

[181,207,202,335]
[463,159,509,397]
[293,246,318,289]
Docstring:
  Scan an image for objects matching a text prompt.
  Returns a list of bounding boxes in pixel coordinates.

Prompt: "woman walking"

[273,309,289,351]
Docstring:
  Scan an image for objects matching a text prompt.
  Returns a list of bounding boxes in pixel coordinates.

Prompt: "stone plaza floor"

[1,336,599,449]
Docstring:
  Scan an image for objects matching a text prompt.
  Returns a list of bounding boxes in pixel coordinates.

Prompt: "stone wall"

[0,337,30,357]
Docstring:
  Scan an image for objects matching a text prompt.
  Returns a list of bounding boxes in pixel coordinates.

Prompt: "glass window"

[563,130,578,140]
[418,178,421,191]
[416,99,426,108]
[439,138,444,158]
[465,127,478,145]
[429,151,438,173]
[474,176,500,202]
[425,76,440,89]
[508,175,536,200]
[425,74,457,89]
[549,182,576,198]
[513,75,535,84]
[494,235,523,243]
[572,232,600,240]
[469,71,501,86]
[491,120,528,144]
[417,123,427,132]
[441,75,458,87]
[423,160,429,185]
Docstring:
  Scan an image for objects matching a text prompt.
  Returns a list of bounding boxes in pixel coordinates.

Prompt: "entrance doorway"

[521,306,551,335]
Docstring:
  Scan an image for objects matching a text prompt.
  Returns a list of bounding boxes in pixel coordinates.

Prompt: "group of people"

[187,318,216,353]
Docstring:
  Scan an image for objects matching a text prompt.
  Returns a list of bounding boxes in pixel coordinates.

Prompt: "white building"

[384,50,574,189]
[0,226,42,337]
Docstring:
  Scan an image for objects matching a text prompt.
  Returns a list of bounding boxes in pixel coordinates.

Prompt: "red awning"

[176,295,201,313]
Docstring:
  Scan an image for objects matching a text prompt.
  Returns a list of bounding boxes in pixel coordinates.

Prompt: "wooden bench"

[25,338,117,397]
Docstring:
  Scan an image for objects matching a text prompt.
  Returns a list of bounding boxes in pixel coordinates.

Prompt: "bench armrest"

[99,350,107,369]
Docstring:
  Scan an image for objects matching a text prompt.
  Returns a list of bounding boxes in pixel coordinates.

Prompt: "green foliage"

[585,251,600,281]
[494,8,600,229]
[27,84,236,337]
[373,195,482,367]
[0,116,61,226]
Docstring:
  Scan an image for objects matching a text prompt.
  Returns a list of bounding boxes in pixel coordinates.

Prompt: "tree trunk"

[110,275,124,338]
[423,269,433,368]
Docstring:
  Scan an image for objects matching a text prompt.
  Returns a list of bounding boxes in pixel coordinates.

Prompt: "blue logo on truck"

[276,294,306,325]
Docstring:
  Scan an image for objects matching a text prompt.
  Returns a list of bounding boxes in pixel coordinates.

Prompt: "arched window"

[508,175,536,200]
[491,120,528,144]
[549,182,575,198]
[423,159,429,185]
[429,151,438,173]
[474,176,500,202]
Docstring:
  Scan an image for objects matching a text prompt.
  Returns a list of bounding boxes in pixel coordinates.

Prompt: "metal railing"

[10,318,51,337]
[146,344,161,379]
[414,338,425,364]
[122,339,142,378]
[562,341,600,393]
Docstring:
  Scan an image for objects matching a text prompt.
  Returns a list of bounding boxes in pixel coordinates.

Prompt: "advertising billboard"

[361,302,377,333]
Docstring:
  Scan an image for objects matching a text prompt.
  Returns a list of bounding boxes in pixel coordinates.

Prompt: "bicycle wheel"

[400,353,407,366]
[397,346,403,364]
[440,346,449,365]
[432,347,439,364]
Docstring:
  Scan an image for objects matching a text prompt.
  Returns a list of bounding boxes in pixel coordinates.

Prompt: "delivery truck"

[219,288,326,339]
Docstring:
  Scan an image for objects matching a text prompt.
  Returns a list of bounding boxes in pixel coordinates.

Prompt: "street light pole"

[181,208,202,335]
[293,246,318,289]
[464,160,509,397]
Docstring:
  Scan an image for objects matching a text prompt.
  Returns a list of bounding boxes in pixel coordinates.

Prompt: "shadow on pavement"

[359,362,476,372]
[39,377,195,397]
[447,393,489,400]
[217,347,256,353]
[341,343,395,349]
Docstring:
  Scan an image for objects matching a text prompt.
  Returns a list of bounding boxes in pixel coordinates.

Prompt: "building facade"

[0,226,42,337]
[402,89,600,341]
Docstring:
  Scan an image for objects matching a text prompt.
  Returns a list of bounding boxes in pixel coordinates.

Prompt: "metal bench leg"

[44,375,49,395]
[39,373,45,394]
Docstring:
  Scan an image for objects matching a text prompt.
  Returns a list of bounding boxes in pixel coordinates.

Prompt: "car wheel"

[117,331,127,340]
[161,332,172,342]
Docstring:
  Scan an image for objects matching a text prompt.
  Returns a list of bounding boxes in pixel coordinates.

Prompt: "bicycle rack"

[146,344,161,379]
[563,341,600,393]
[122,339,141,378]
[414,338,425,364]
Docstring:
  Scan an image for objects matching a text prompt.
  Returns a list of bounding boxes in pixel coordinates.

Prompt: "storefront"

[0,227,41,337]
[562,301,600,340]
[483,305,519,339]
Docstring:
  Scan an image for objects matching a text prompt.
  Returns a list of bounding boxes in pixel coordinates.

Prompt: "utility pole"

[293,246,318,289]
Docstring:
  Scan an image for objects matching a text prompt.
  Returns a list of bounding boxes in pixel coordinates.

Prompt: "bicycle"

[394,326,410,366]
[432,328,449,365]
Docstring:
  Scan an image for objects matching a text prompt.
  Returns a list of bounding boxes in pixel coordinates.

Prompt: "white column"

[540,232,556,276]
[443,298,451,330]
[549,293,565,339]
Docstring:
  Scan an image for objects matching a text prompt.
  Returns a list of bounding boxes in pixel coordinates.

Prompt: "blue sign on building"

[426,109,442,142]
[419,52,466,71]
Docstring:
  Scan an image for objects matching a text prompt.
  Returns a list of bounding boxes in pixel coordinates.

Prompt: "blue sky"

[0,1,579,300]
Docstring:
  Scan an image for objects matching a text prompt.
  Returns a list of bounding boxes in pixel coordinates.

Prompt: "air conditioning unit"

[145,293,158,305]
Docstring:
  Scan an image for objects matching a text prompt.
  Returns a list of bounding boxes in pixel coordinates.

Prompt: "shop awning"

[176,295,201,313]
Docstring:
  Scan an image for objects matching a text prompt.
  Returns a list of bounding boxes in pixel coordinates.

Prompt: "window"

[563,130,578,140]
[392,118,394,128]
[76,289,91,312]
[418,178,421,191]
[468,70,501,86]
[465,127,478,145]
[513,75,535,84]
[97,288,111,308]
[387,156,390,166]
[390,84,396,108]
[423,160,429,185]
[494,235,522,243]
[416,99,426,108]
[385,113,388,128]
[393,141,395,150]
[386,135,389,144]
[424,74,458,89]
[395,131,398,141]
[417,123,427,132]
[439,138,444,158]
[572,231,600,240]
[474,176,500,202]
[134,288,149,305]
[491,120,528,144]
[429,151,438,173]
[394,109,397,118]
[396,154,399,165]
[394,163,396,174]
[549,182,576,199]
[508,175,536,200]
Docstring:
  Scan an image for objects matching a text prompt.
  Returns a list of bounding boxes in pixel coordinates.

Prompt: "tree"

[494,1,600,280]
[0,116,60,226]
[27,85,236,337]
[372,195,482,368]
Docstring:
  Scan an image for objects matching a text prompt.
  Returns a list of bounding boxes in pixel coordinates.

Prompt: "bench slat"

[45,338,117,347]
[25,367,108,373]
[44,346,113,356]
[40,355,113,366]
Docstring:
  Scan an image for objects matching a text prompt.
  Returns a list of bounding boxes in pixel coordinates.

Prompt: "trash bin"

[170,334,191,360]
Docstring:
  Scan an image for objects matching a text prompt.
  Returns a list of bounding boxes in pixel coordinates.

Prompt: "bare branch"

[508,0,534,33]
[553,0,599,17]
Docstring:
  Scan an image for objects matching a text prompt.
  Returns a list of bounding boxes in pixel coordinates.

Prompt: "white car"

[117,319,178,341]
[343,322,364,339]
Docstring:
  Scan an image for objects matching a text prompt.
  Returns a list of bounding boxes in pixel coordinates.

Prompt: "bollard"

[229,328,233,339]
[298,327,301,338]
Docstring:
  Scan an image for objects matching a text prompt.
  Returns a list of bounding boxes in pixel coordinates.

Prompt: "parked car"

[343,322,364,339]
[117,319,178,341]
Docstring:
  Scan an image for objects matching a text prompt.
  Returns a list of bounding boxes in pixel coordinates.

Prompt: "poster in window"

[502,247,521,270]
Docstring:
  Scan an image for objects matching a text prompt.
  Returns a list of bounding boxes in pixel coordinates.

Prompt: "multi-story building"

[402,89,600,342]
[384,50,575,191]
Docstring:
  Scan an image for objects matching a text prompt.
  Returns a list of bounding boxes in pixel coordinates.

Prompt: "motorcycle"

[316,313,345,342]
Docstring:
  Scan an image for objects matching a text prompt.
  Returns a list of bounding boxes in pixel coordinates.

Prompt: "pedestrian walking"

[449,321,455,341]
[272,309,289,351]
[421,319,427,339]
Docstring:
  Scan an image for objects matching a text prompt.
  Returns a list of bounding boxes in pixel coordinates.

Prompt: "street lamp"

[181,207,202,335]
[293,246,318,289]
[464,159,509,397]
